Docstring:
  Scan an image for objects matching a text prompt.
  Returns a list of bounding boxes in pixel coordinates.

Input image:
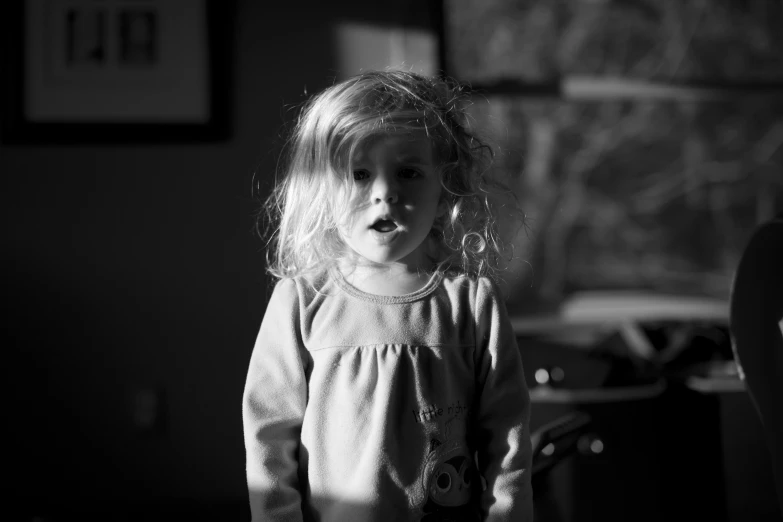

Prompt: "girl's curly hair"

[260,70,520,282]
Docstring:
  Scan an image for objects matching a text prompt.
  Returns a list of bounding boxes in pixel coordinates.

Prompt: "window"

[444,0,783,312]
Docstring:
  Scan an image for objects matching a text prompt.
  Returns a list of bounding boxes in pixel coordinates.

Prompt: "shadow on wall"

[5,1,778,520]
[2,0,440,517]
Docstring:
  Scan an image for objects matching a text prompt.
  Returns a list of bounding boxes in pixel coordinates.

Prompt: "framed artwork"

[1,0,232,144]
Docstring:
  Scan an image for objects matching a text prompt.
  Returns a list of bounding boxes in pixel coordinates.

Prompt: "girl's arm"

[243,278,308,522]
[473,278,534,522]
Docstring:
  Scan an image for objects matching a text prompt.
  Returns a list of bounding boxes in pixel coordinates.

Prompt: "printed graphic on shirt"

[411,397,480,522]
[411,400,472,424]
[418,439,481,522]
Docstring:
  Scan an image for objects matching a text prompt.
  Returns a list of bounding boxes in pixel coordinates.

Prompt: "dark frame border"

[1,0,233,145]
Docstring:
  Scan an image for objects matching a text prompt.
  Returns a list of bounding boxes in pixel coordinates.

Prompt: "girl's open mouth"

[371,219,398,233]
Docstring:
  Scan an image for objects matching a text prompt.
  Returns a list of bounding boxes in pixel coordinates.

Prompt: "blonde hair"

[260,70,519,281]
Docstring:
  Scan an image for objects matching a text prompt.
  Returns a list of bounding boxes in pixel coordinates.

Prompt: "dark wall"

[3,0,437,517]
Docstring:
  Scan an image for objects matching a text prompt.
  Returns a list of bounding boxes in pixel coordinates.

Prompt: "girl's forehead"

[352,129,436,162]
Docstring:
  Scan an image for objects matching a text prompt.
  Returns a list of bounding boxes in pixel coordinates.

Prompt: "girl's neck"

[338,259,435,296]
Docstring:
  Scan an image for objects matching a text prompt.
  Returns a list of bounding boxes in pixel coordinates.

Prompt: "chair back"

[729,212,783,514]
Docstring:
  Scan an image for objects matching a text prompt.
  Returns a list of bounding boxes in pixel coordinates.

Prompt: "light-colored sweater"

[242,270,533,522]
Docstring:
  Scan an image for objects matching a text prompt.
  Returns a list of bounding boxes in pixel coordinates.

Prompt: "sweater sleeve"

[242,278,308,522]
[473,278,533,522]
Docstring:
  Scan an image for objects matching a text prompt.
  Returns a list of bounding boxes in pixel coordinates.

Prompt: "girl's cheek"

[335,209,359,235]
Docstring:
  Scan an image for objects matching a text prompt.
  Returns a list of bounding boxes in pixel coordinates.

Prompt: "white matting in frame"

[24,0,210,123]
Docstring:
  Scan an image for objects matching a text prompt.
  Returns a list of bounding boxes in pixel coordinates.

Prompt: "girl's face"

[339,129,444,270]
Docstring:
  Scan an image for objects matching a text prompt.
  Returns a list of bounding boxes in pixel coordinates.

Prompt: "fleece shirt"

[242,270,533,522]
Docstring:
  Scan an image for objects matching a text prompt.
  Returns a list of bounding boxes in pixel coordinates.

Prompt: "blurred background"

[2,0,781,521]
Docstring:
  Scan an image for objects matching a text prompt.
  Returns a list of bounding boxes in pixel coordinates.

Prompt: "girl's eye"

[353,170,369,181]
[398,168,420,179]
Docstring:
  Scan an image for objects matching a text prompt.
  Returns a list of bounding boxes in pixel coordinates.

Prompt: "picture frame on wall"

[1,0,232,144]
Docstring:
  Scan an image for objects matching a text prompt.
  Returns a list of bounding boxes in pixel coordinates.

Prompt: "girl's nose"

[372,174,399,204]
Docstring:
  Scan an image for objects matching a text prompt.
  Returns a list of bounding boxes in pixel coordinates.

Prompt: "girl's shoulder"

[437,272,504,304]
[270,269,338,303]
[439,270,498,289]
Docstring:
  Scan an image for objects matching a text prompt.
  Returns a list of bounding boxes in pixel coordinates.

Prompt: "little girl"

[243,70,532,522]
